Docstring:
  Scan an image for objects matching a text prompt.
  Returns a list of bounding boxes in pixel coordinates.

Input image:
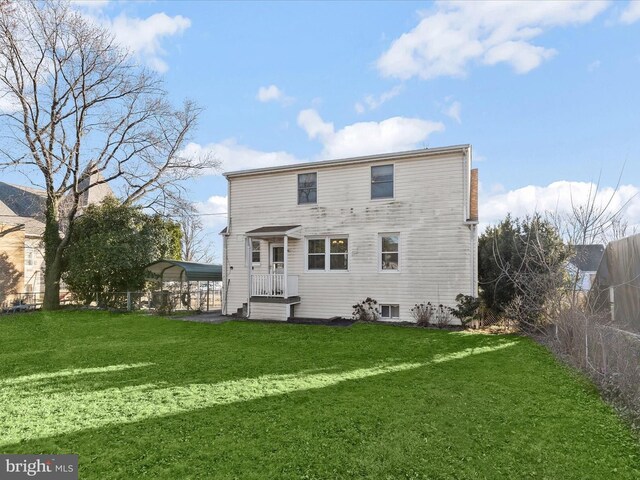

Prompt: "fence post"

[127,291,132,312]
[609,286,615,323]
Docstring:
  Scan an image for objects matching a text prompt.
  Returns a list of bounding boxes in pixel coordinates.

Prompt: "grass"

[0,311,638,479]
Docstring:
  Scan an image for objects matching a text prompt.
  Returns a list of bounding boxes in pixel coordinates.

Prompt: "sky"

[5,1,640,260]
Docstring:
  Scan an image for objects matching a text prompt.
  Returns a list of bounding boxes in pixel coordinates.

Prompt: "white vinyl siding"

[249,302,287,321]
[223,149,474,323]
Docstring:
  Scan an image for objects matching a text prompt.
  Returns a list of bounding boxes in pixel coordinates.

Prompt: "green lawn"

[0,312,638,479]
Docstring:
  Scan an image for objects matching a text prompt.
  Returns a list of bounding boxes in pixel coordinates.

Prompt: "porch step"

[250,296,301,304]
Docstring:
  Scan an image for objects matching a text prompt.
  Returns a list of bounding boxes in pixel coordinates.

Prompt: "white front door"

[270,243,284,274]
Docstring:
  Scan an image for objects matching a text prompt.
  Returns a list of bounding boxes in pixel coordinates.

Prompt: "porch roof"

[145,259,222,282]
[245,225,302,239]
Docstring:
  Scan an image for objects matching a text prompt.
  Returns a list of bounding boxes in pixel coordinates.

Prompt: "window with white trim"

[380,234,399,271]
[298,173,317,204]
[329,238,348,270]
[380,304,400,319]
[307,237,348,271]
[371,164,394,199]
[26,249,34,267]
[251,240,261,264]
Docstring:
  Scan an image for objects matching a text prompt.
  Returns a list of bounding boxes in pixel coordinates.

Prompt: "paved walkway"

[174,310,232,324]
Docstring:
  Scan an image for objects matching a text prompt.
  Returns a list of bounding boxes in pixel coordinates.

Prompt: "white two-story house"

[221,145,478,323]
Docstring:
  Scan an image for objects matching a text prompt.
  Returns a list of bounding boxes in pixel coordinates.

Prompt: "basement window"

[380,304,400,319]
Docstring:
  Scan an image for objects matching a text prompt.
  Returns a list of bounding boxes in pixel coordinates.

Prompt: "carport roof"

[145,259,222,282]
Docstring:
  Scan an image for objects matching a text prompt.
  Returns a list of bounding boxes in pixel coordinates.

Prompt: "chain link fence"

[1,288,222,315]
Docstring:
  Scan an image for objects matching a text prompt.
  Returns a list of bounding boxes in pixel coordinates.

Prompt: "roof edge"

[224,144,471,178]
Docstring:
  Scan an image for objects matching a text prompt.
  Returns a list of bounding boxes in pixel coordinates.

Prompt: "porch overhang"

[245,225,302,240]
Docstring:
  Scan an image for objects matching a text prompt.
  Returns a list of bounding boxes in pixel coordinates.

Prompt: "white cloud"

[181,140,300,175]
[480,181,640,232]
[98,12,191,73]
[443,100,462,123]
[354,85,404,113]
[377,1,609,80]
[587,60,601,72]
[620,1,640,24]
[194,195,228,229]
[257,85,282,102]
[0,93,20,113]
[297,109,335,140]
[70,0,109,11]
[297,109,445,159]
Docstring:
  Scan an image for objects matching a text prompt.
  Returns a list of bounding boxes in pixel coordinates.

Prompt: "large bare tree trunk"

[43,197,62,309]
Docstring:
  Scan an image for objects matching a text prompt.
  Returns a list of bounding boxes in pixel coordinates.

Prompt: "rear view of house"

[221,145,478,322]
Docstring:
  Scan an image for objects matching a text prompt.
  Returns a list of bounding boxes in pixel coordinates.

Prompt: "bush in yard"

[63,197,181,308]
[352,297,379,322]
[433,304,454,328]
[478,214,570,330]
[410,302,436,326]
[450,294,481,327]
[411,302,455,327]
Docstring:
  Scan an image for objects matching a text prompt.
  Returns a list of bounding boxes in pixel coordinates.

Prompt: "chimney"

[469,168,478,222]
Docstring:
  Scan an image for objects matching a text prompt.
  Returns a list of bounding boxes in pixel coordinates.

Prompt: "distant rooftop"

[569,244,605,272]
[0,182,47,219]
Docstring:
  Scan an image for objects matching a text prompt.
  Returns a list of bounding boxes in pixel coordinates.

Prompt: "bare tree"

[0,1,219,309]
[550,173,635,245]
[175,204,216,263]
[547,175,637,307]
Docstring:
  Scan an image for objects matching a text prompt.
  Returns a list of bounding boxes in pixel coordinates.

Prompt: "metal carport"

[145,259,222,311]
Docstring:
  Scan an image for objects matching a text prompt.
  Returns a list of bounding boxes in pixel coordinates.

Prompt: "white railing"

[251,274,298,297]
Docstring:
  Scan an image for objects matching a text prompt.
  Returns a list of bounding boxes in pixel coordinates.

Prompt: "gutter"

[224,144,471,178]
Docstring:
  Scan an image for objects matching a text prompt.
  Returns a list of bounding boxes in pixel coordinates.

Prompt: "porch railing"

[251,274,299,297]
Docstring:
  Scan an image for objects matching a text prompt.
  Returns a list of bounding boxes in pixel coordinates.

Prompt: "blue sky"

[7,1,640,259]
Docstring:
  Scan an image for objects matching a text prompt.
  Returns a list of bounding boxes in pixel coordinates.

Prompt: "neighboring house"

[221,145,478,322]
[590,234,640,331]
[0,171,112,302]
[567,244,605,291]
[0,191,47,298]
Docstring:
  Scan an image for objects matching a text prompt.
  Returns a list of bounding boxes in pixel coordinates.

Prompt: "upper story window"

[371,165,394,199]
[307,237,348,271]
[251,240,261,264]
[298,173,317,204]
[26,249,34,267]
[380,234,399,271]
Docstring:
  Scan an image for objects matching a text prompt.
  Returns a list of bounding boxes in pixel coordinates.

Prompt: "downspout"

[246,236,251,318]
[222,178,231,315]
[470,224,478,297]
[464,147,479,297]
